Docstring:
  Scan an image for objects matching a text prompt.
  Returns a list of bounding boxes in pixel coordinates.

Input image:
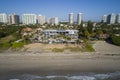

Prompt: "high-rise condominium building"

[116,14,120,24]
[0,13,7,23]
[37,15,46,25]
[77,13,82,25]
[107,13,116,24]
[8,14,19,24]
[69,13,74,24]
[22,14,36,24]
[50,17,59,25]
[102,15,107,23]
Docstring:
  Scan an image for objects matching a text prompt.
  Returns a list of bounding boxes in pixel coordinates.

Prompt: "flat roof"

[43,30,78,32]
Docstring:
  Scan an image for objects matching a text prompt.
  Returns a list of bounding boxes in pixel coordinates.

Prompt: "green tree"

[97,29,103,36]
[78,21,84,39]
[90,32,95,37]
[84,29,90,39]
[66,37,71,41]
[111,35,120,46]
[87,21,93,33]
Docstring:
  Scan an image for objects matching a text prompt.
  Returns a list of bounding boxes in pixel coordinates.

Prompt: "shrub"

[83,44,95,52]
[12,42,24,49]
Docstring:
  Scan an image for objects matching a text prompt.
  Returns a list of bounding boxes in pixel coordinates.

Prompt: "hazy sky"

[0,0,120,22]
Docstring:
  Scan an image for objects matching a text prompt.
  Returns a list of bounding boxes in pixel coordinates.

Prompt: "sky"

[0,0,120,22]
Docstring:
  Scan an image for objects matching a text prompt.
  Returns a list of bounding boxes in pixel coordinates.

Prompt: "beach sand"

[0,41,120,79]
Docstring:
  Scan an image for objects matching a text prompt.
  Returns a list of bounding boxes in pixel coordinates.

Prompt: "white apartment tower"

[50,17,59,25]
[37,15,46,25]
[22,14,37,24]
[107,13,116,24]
[54,17,59,25]
[69,13,74,24]
[8,14,19,24]
[102,15,107,23]
[0,13,7,23]
[116,14,120,24]
[77,13,82,25]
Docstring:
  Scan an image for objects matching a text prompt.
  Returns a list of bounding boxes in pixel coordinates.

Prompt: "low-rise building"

[43,30,78,43]
[22,27,33,36]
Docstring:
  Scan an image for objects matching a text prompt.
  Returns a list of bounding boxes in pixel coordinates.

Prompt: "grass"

[52,48,64,52]
[51,43,95,53]
[0,35,15,43]
[2,42,11,48]
[0,34,24,51]
[65,47,81,52]
[0,35,16,51]
[51,46,81,52]
[0,42,12,52]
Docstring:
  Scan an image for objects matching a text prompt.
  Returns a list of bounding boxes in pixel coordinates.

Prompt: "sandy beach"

[0,41,120,79]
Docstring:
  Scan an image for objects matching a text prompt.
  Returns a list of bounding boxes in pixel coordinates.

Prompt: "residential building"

[0,13,7,23]
[43,30,78,43]
[37,15,46,25]
[22,27,33,36]
[8,14,19,24]
[49,17,59,25]
[47,18,50,24]
[77,13,82,25]
[116,14,120,23]
[107,13,116,24]
[22,14,37,24]
[102,15,107,23]
[69,13,74,24]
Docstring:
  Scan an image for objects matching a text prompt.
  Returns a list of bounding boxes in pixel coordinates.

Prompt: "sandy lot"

[24,43,79,53]
[93,41,120,54]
